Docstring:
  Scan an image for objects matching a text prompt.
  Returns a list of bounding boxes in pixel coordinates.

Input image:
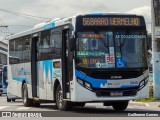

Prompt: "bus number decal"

[105,54,115,64]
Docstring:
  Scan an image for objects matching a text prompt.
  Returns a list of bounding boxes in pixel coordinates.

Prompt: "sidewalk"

[129,101,160,107]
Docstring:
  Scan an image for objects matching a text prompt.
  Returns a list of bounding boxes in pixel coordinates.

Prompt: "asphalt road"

[0,94,159,118]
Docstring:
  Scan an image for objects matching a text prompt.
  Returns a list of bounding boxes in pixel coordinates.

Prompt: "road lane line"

[17,107,31,110]
[0,106,10,110]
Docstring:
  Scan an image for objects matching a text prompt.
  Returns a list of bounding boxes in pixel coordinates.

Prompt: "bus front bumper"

[70,81,149,102]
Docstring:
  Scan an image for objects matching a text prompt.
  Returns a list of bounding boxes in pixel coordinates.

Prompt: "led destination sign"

[82,17,140,26]
[81,33,105,38]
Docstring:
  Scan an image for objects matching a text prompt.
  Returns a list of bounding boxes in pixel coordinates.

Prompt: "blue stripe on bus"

[75,69,107,88]
[12,77,29,83]
[75,69,139,89]
[44,22,55,30]
[42,60,53,81]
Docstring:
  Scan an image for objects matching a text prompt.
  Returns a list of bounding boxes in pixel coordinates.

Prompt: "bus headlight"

[139,80,145,89]
[85,82,91,89]
[139,77,149,90]
[84,81,92,90]
[77,79,92,90]
[77,79,84,85]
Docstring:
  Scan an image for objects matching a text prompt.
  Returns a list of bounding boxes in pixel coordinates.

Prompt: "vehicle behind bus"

[0,67,2,96]
[0,65,8,95]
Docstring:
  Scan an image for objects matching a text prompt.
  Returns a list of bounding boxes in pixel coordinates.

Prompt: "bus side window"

[22,36,31,63]
[38,30,50,61]
[15,39,23,63]
[50,30,62,59]
[38,29,62,61]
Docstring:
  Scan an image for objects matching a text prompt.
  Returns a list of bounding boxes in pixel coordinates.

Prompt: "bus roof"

[9,16,75,40]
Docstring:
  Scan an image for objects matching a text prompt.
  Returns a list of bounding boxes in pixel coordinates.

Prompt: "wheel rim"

[23,88,27,104]
[57,90,64,108]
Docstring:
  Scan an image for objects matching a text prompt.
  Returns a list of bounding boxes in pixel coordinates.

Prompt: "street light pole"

[152,0,160,99]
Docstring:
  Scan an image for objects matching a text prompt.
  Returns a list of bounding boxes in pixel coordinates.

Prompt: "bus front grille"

[95,90,137,97]
[89,71,141,79]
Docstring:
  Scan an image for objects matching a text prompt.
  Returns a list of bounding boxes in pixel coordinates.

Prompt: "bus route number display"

[82,17,140,26]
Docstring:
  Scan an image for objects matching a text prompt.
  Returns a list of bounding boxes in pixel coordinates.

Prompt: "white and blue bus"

[7,13,148,111]
[1,65,8,94]
[0,42,8,96]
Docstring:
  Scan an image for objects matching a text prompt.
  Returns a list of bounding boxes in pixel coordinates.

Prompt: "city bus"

[0,65,7,96]
[1,65,8,94]
[0,42,8,96]
[7,13,148,111]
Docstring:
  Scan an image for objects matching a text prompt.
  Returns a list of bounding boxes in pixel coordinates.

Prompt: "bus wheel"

[22,83,32,107]
[0,94,2,96]
[12,99,15,102]
[55,85,72,111]
[112,101,129,111]
[7,96,11,102]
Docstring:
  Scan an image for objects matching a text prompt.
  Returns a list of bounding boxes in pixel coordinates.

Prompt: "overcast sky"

[0,0,151,44]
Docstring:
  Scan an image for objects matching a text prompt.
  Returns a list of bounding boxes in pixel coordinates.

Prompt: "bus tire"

[7,96,11,102]
[55,85,72,111]
[22,83,32,107]
[0,94,2,96]
[112,101,129,111]
[12,99,15,102]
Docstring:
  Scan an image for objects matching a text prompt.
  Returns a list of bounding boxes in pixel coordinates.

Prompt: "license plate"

[110,92,123,96]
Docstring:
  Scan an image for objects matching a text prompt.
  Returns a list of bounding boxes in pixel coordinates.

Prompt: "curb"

[129,101,150,107]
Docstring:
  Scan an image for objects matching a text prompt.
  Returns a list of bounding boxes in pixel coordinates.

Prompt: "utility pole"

[152,0,160,99]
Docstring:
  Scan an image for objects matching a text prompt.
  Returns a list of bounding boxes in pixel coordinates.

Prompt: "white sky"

[0,0,151,44]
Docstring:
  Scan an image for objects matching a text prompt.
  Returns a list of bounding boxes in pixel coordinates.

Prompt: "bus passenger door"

[62,29,73,99]
[31,35,39,98]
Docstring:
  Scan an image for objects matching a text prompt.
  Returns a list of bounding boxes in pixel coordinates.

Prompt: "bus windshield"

[76,31,147,69]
